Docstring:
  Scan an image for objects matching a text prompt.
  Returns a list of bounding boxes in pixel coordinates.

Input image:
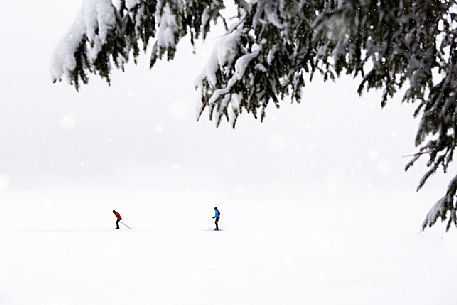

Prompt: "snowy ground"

[0,190,456,305]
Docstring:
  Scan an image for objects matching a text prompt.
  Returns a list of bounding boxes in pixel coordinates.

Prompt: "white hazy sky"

[0,1,453,230]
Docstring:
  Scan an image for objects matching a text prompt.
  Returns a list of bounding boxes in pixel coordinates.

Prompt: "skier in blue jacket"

[212,207,220,231]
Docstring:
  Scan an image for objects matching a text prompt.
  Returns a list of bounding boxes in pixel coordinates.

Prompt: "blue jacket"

[214,209,220,218]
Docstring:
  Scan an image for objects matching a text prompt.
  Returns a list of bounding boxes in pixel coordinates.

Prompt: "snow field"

[0,191,456,305]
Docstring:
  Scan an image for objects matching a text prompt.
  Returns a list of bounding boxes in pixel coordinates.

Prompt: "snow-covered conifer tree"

[52,0,457,230]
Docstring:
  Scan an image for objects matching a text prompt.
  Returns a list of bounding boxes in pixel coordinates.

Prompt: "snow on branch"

[51,0,117,84]
[422,197,448,230]
[51,0,225,89]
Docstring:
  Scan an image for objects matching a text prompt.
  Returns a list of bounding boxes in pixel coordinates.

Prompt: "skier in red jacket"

[113,210,122,229]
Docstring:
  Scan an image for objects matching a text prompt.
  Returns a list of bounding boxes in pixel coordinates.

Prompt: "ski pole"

[120,221,132,229]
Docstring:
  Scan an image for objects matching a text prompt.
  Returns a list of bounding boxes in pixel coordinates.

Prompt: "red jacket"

[113,211,122,220]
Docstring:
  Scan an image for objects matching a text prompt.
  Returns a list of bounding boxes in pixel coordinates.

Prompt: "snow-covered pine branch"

[52,0,457,230]
[51,0,225,89]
